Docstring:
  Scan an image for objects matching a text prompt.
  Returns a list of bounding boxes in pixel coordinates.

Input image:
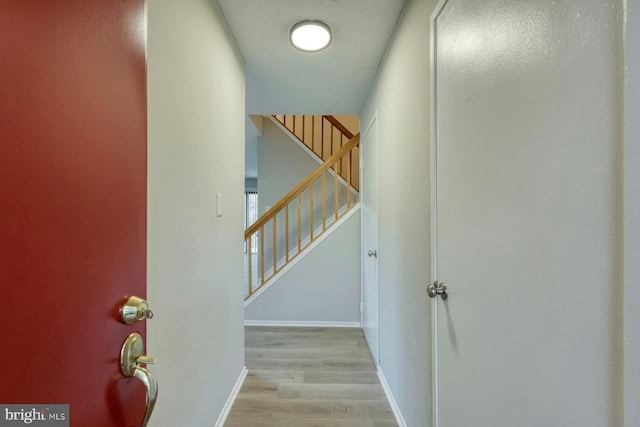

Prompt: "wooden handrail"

[323,115,354,140]
[244,133,360,238]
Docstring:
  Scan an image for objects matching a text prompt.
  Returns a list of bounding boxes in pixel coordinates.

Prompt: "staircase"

[244,115,360,303]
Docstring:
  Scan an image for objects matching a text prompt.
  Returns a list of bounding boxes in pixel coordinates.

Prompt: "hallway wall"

[147,0,245,425]
[361,1,636,426]
[360,0,438,425]
[624,1,640,424]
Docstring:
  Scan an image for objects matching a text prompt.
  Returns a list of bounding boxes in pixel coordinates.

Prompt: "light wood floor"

[225,326,398,427]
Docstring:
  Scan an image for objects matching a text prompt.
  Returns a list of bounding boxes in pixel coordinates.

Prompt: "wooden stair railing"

[244,133,361,301]
[273,115,359,191]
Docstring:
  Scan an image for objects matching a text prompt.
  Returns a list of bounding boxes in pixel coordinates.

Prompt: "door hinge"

[360,302,363,312]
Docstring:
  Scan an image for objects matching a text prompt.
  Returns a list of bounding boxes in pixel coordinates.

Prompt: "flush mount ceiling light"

[290,20,332,52]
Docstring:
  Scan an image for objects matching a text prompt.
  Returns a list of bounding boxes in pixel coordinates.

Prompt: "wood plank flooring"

[225,326,397,427]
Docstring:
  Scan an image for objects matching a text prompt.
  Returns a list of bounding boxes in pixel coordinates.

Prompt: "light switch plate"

[216,193,223,217]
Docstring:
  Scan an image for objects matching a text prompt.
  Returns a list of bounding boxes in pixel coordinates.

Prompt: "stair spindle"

[297,194,302,253]
[347,154,351,209]
[285,205,289,263]
[248,237,252,295]
[322,172,326,231]
[260,227,265,285]
[334,160,339,221]
[273,216,277,275]
[310,182,314,242]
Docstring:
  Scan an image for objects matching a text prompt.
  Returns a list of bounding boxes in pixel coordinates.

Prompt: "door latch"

[120,332,157,427]
[427,281,448,300]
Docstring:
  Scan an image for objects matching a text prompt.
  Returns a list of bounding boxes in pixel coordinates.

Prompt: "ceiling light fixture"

[290,20,332,52]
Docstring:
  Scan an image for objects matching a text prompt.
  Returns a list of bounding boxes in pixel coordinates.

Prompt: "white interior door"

[362,115,379,364]
[431,0,622,426]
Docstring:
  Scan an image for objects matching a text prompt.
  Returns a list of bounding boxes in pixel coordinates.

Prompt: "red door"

[0,1,148,425]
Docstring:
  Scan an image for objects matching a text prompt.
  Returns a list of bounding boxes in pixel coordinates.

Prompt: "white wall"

[147,0,245,425]
[360,0,438,425]
[624,2,640,425]
[258,119,322,215]
[245,210,361,323]
[245,136,258,178]
[245,116,260,178]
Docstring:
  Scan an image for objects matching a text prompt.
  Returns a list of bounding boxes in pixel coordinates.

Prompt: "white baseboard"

[244,320,361,328]
[377,366,408,427]
[214,366,248,427]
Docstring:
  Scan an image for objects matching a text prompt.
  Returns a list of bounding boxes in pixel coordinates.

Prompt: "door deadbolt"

[120,296,154,324]
[427,281,448,300]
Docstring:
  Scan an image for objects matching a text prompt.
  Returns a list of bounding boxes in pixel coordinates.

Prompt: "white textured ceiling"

[217,0,406,114]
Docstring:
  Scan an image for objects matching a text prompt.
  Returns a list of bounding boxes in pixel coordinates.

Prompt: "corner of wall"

[358,0,439,426]
[147,0,245,424]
